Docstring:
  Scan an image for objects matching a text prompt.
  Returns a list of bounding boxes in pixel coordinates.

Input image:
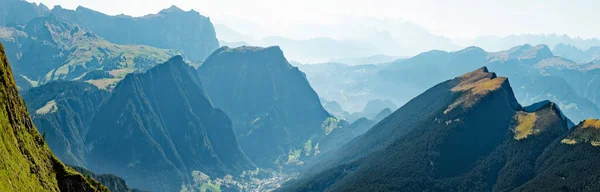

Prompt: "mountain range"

[552,43,600,64]
[472,34,600,52]
[282,67,600,191]
[299,44,600,124]
[0,0,219,90]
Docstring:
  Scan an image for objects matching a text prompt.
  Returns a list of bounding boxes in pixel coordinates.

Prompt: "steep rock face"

[0,42,107,191]
[86,56,253,191]
[22,81,110,166]
[0,0,49,26]
[282,67,579,192]
[49,5,219,61]
[198,46,336,167]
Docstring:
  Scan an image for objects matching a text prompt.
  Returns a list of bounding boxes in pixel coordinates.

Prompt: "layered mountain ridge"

[85,56,254,191]
[281,67,600,192]
[49,5,219,61]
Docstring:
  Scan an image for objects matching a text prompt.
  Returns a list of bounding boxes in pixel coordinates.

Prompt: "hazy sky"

[27,0,599,40]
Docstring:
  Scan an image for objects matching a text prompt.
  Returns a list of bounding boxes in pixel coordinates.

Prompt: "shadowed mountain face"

[22,81,110,166]
[280,67,592,192]
[198,46,338,167]
[0,42,108,191]
[49,5,219,61]
[85,56,254,191]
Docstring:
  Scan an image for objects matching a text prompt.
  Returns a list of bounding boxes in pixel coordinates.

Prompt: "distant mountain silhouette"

[0,42,108,191]
[281,67,597,191]
[85,56,254,191]
[0,0,49,26]
[553,43,600,63]
[49,5,219,61]
[301,44,600,124]
[473,34,600,52]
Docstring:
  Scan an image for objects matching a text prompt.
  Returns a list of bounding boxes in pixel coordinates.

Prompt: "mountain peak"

[513,101,568,140]
[561,119,600,146]
[490,44,554,62]
[445,67,514,114]
[202,46,289,70]
[451,66,504,94]
[159,5,184,14]
[167,55,184,63]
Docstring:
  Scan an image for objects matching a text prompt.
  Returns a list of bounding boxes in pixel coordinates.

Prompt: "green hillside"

[0,42,108,191]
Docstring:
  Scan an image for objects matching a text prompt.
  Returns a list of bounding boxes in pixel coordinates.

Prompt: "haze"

[28,0,599,40]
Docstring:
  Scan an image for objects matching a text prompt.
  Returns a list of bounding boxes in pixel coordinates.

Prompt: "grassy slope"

[0,42,108,191]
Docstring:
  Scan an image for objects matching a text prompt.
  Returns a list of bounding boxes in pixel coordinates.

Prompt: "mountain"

[49,5,219,61]
[0,16,178,89]
[0,0,49,26]
[198,46,344,167]
[22,81,110,166]
[300,44,600,124]
[296,62,383,112]
[85,56,254,191]
[552,43,600,63]
[0,42,108,191]
[281,67,587,191]
[472,34,600,52]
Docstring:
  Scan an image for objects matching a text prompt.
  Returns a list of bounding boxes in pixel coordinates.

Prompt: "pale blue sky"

[27,0,600,40]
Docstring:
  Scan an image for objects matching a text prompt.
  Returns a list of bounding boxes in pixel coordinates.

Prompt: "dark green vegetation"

[22,81,110,166]
[282,67,600,191]
[85,56,254,191]
[71,166,147,192]
[299,44,600,124]
[49,5,219,62]
[0,42,108,191]
[198,46,348,167]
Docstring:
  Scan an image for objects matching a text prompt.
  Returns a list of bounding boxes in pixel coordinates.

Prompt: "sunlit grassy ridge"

[0,42,107,191]
[514,112,538,140]
[446,67,508,114]
[561,119,600,146]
